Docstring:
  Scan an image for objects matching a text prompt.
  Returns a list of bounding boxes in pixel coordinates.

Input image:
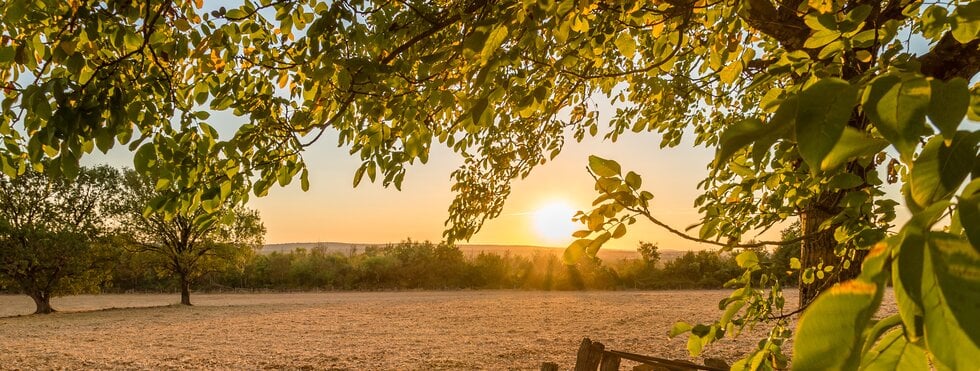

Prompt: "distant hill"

[260,242,688,262]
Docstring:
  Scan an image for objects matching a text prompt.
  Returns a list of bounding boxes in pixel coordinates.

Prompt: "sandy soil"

[0,290,895,369]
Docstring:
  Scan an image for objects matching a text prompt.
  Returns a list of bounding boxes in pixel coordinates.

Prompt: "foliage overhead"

[1,0,978,367]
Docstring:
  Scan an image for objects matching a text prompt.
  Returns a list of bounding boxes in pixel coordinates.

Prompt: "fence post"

[575,338,605,371]
[599,353,621,371]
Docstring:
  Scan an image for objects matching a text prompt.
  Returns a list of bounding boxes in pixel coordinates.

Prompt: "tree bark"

[179,272,192,306]
[798,196,867,306]
[30,290,55,314]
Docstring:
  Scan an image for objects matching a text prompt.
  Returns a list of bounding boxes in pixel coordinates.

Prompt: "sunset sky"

[249,125,723,251]
[89,113,766,252]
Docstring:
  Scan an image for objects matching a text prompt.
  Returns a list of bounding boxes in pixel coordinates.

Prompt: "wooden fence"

[541,338,730,371]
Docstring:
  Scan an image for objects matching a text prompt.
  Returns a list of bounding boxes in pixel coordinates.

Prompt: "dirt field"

[0,290,895,369]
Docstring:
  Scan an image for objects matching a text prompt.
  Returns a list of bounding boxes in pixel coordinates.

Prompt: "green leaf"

[611,223,626,238]
[804,29,840,49]
[587,232,610,256]
[918,233,980,369]
[910,132,978,208]
[60,150,80,179]
[614,32,636,59]
[300,169,310,192]
[588,155,621,177]
[225,8,246,19]
[0,46,14,63]
[624,171,642,189]
[793,279,882,371]
[563,239,589,264]
[687,334,704,356]
[94,129,114,154]
[958,181,980,250]
[4,0,27,23]
[462,29,488,57]
[123,30,143,50]
[470,97,489,125]
[844,4,872,24]
[891,202,947,342]
[735,250,759,269]
[482,25,509,61]
[860,314,902,356]
[828,173,864,190]
[858,239,893,283]
[862,74,930,161]
[752,96,797,166]
[859,327,928,371]
[669,322,693,337]
[716,118,764,167]
[820,127,888,171]
[133,143,156,172]
[928,78,970,140]
[950,1,980,44]
[796,78,857,171]
[353,163,367,187]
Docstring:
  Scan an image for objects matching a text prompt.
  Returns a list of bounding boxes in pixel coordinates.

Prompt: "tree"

[637,241,661,267]
[2,0,977,367]
[769,222,802,286]
[0,166,120,314]
[117,169,265,305]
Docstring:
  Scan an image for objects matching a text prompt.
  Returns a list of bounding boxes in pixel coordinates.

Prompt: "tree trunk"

[30,291,55,314]
[799,196,867,306]
[179,273,192,306]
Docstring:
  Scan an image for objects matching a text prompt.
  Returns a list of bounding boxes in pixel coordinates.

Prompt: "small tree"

[637,241,662,268]
[770,222,803,286]
[118,170,264,305]
[0,166,120,314]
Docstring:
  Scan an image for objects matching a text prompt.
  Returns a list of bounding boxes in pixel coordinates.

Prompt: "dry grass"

[0,290,895,369]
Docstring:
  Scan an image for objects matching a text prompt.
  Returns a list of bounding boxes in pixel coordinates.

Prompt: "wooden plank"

[605,349,727,371]
[574,338,605,371]
[599,353,621,371]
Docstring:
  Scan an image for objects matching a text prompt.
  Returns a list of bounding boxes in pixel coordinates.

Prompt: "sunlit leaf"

[910,132,978,208]
[796,78,857,171]
[588,155,621,177]
[669,322,692,337]
[859,327,928,371]
[820,127,888,171]
[735,250,759,269]
[928,78,970,140]
[793,280,882,371]
[950,1,980,44]
[958,180,980,250]
[862,75,930,161]
[563,239,590,264]
[716,118,765,167]
[895,233,980,369]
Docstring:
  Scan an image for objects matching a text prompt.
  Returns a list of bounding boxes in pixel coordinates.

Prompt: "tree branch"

[738,0,809,51]
[918,33,980,81]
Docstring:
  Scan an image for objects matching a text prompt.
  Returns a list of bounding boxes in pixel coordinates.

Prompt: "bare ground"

[0,290,895,369]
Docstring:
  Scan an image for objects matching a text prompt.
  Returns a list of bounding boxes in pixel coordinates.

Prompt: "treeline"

[103,239,801,293]
[0,166,264,312]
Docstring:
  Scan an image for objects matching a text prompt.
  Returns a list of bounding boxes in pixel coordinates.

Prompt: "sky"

[88,112,764,252]
[250,125,723,251]
[86,101,922,252]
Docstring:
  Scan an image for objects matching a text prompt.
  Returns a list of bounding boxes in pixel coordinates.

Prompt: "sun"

[531,201,579,243]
